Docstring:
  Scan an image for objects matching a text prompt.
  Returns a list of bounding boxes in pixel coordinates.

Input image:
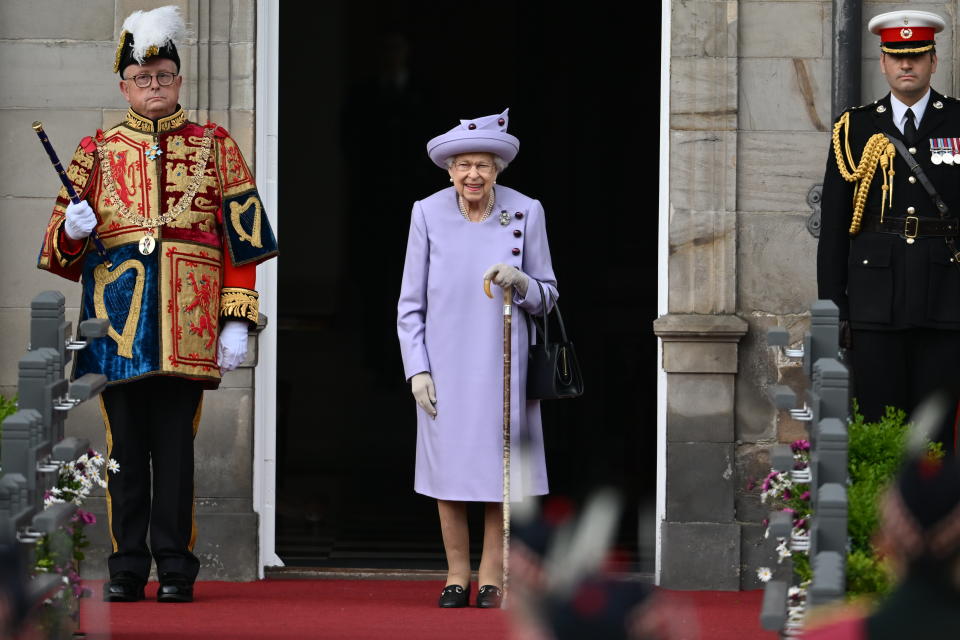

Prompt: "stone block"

[0,43,126,109]
[740,523,787,590]
[660,521,741,590]
[670,57,737,131]
[737,212,818,315]
[740,2,823,58]
[0,308,31,388]
[669,131,736,212]
[194,387,254,498]
[0,200,80,304]
[671,0,738,58]
[666,442,735,522]
[736,444,772,524]
[667,209,737,314]
[0,110,104,198]
[735,313,809,443]
[229,42,256,110]
[738,131,830,213]
[667,373,735,441]
[0,0,114,39]
[739,57,830,132]
[663,341,739,374]
[77,499,258,581]
[194,511,259,580]
[64,395,109,454]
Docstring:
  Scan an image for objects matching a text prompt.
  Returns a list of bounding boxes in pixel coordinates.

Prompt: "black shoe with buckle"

[157,572,194,603]
[438,584,470,608]
[476,585,502,608]
[103,571,146,602]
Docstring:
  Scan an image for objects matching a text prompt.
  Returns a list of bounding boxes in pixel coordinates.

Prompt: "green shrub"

[844,404,942,598]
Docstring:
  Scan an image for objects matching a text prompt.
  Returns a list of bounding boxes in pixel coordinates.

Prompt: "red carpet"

[77,580,778,639]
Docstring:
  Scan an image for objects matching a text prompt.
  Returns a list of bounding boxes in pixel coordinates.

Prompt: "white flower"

[776,540,792,563]
[756,567,773,583]
[77,454,88,464]
[107,459,120,474]
[49,487,62,495]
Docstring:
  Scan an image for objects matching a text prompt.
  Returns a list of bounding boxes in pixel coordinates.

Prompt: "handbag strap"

[526,280,569,344]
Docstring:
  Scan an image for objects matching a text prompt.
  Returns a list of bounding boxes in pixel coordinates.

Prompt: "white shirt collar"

[890,90,932,134]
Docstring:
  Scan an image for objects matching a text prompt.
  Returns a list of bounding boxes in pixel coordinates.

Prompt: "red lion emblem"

[184,271,219,350]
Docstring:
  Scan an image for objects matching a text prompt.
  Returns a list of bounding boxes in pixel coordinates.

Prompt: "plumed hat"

[114,5,188,75]
[426,108,520,168]
[868,10,945,55]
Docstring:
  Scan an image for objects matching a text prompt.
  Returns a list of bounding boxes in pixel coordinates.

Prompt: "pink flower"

[76,509,96,525]
[801,491,811,501]
[791,439,811,452]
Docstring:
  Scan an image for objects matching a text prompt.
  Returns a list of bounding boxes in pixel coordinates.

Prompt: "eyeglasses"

[453,161,496,174]
[125,72,178,88]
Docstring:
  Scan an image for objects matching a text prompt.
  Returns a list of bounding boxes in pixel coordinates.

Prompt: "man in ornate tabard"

[818,10,960,450]
[36,6,277,602]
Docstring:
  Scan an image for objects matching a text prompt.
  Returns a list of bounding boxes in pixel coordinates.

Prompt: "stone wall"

[0,0,261,580]
[661,0,956,589]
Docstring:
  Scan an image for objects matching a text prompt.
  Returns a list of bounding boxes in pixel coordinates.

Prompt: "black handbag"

[525,281,584,399]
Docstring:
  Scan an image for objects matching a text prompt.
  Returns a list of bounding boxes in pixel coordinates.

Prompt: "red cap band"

[880,26,935,43]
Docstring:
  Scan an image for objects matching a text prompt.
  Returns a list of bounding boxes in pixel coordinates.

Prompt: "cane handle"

[483,278,493,298]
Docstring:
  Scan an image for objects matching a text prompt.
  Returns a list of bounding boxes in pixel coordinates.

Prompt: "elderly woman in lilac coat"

[397,109,558,609]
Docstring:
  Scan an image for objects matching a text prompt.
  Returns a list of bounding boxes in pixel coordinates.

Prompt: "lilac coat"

[397,185,558,502]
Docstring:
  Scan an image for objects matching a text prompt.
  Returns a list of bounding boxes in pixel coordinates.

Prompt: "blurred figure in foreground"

[509,491,699,640]
[803,446,960,638]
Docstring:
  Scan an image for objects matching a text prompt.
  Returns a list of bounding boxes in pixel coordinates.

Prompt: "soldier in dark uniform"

[818,10,960,450]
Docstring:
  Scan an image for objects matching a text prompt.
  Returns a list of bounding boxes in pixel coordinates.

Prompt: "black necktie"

[904,107,918,146]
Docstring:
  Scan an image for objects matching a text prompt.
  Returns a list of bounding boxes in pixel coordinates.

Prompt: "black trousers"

[101,376,203,581]
[850,328,960,452]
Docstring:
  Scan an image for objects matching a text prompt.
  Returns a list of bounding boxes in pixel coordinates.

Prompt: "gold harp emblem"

[93,260,145,358]
[229,196,263,248]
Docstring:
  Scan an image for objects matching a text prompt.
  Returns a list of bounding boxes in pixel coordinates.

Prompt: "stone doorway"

[274,0,657,572]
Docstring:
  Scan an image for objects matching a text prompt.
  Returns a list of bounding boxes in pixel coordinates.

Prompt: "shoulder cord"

[832,111,896,234]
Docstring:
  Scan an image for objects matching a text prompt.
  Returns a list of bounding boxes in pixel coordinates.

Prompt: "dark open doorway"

[276,1,656,572]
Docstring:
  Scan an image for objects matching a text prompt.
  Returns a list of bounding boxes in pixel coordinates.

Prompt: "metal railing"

[760,300,850,634]
[0,291,107,632]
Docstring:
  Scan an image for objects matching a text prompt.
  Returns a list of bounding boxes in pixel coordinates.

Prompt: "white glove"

[410,372,437,418]
[482,263,529,297]
[64,200,98,240]
[217,320,248,374]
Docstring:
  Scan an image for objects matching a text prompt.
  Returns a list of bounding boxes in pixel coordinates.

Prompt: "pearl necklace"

[458,188,496,223]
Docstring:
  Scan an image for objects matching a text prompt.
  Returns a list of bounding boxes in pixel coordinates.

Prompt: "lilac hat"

[426,108,520,168]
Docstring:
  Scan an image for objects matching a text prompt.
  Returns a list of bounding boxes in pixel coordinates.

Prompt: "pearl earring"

[450,177,454,183]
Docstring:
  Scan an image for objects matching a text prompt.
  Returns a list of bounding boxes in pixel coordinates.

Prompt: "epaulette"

[845,101,877,113]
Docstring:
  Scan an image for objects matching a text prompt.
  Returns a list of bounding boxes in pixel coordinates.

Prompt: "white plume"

[121,5,188,65]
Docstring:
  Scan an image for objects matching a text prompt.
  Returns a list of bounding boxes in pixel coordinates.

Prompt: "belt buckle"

[904,215,919,243]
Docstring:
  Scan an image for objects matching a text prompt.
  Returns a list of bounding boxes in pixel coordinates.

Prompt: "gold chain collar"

[124,107,187,133]
[96,126,215,230]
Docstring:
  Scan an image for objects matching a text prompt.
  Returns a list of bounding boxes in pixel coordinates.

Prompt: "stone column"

[658,1,744,589]
[654,315,747,589]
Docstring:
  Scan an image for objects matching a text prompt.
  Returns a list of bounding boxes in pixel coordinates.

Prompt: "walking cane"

[484,278,512,607]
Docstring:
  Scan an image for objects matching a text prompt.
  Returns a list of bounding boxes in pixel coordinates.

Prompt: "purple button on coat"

[397,185,558,502]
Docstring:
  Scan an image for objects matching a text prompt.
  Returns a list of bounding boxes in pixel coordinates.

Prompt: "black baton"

[32,121,111,267]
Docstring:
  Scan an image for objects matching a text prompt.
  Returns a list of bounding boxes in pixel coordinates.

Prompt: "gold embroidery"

[165,135,190,160]
[229,196,263,248]
[97,126,214,229]
[124,107,187,133]
[220,287,259,323]
[113,31,129,73]
[93,259,145,358]
[881,44,934,54]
